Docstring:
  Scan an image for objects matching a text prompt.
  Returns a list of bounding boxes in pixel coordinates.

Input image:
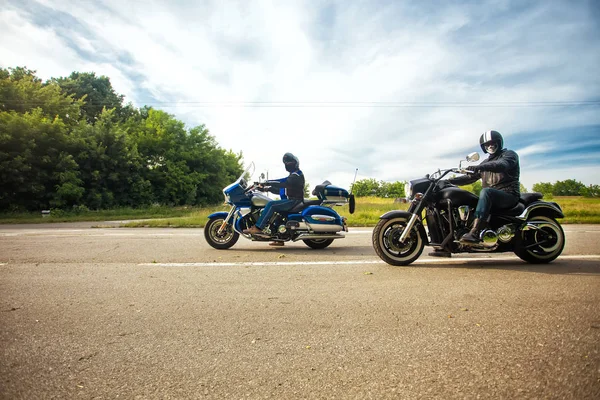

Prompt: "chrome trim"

[292,233,345,241]
[217,206,237,235]
[480,230,498,248]
[497,225,515,243]
[309,214,336,222]
[518,202,563,220]
[251,192,270,207]
[305,223,343,233]
[458,206,469,222]
[292,221,310,231]
[398,213,419,243]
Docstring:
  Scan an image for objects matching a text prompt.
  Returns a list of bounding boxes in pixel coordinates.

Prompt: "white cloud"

[1,0,599,193]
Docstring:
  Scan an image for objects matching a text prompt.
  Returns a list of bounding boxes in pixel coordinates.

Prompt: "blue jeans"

[256,199,301,229]
[475,188,519,220]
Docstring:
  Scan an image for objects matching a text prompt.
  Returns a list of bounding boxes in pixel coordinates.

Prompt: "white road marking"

[140,255,600,267]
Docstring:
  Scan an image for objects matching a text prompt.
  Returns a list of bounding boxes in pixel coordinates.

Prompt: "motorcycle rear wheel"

[514,216,565,264]
[303,238,334,249]
[372,217,425,266]
[204,217,240,249]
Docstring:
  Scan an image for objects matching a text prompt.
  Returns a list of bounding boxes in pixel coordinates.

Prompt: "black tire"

[204,217,240,249]
[303,239,334,249]
[372,217,425,266]
[514,216,565,264]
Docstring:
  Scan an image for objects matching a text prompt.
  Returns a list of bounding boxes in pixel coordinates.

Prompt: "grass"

[551,196,600,224]
[1,196,599,227]
[0,206,202,224]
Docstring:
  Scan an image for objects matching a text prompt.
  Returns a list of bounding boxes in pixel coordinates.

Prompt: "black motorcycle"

[372,153,565,266]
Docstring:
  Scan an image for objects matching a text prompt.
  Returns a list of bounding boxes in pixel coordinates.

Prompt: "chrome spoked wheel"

[204,217,240,249]
[372,217,425,266]
[515,216,565,264]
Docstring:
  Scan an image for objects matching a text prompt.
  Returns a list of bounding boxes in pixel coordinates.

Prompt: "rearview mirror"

[466,152,480,162]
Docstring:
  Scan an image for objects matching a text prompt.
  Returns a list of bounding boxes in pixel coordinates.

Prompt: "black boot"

[460,218,485,243]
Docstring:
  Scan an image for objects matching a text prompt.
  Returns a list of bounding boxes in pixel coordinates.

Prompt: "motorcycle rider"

[243,153,305,246]
[448,130,521,243]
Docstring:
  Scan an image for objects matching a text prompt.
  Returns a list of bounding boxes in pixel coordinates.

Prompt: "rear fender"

[519,201,564,220]
[379,210,429,245]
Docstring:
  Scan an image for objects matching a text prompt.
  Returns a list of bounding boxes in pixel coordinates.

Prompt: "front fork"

[217,206,237,235]
[398,213,419,243]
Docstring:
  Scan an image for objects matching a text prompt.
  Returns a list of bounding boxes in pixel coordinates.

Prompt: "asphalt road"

[1,223,599,399]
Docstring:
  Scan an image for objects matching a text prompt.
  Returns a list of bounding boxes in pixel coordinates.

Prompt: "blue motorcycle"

[204,162,355,249]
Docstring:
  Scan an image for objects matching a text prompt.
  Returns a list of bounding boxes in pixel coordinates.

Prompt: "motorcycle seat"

[520,192,543,205]
[495,202,525,216]
[289,199,322,213]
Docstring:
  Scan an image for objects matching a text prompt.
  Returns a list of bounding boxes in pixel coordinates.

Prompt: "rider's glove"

[466,165,481,173]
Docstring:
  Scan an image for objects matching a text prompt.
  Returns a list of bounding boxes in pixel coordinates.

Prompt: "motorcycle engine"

[497,224,515,243]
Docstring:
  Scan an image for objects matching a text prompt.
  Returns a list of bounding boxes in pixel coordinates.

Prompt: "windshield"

[239,161,255,183]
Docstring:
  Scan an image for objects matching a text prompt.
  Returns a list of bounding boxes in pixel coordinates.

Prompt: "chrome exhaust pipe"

[292,233,346,242]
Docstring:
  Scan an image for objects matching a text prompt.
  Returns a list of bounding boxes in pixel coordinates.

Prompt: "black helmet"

[283,152,299,172]
[479,130,504,154]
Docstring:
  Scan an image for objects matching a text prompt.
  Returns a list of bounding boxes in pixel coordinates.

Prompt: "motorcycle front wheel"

[514,216,565,264]
[204,217,240,249]
[372,217,425,266]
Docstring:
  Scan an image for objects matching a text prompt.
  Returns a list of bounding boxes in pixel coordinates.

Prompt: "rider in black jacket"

[449,130,520,243]
[243,153,305,245]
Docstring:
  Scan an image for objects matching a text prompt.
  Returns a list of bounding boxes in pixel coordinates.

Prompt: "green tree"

[0,66,82,122]
[53,71,125,123]
[552,179,586,196]
[129,108,242,206]
[377,181,406,198]
[532,182,553,196]
[580,184,600,197]
[351,178,380,197]
[0,108,80,210]
[1,67,244,210]
[520,183,528,194]
[72,109,152,209]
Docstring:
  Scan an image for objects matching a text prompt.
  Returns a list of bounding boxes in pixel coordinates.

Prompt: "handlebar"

[245,182,270,194]
[429,167,474,183]
[451,168,474,175]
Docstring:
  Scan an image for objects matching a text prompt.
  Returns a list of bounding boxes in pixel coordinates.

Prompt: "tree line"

[533,180,599,197]
[352,178,598,198]
[0,67,243,211]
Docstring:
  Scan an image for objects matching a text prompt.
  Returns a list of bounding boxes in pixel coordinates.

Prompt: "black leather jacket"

[449,149,521,197]
[265,170,305,200]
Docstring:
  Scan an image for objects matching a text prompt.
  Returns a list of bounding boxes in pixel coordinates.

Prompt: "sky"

[1,0,599,192]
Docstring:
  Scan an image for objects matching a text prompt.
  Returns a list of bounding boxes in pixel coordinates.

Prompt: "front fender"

[378,210,429,245]
[519,201,564,220]
[207,211,230,220]
[380,210,414,220]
